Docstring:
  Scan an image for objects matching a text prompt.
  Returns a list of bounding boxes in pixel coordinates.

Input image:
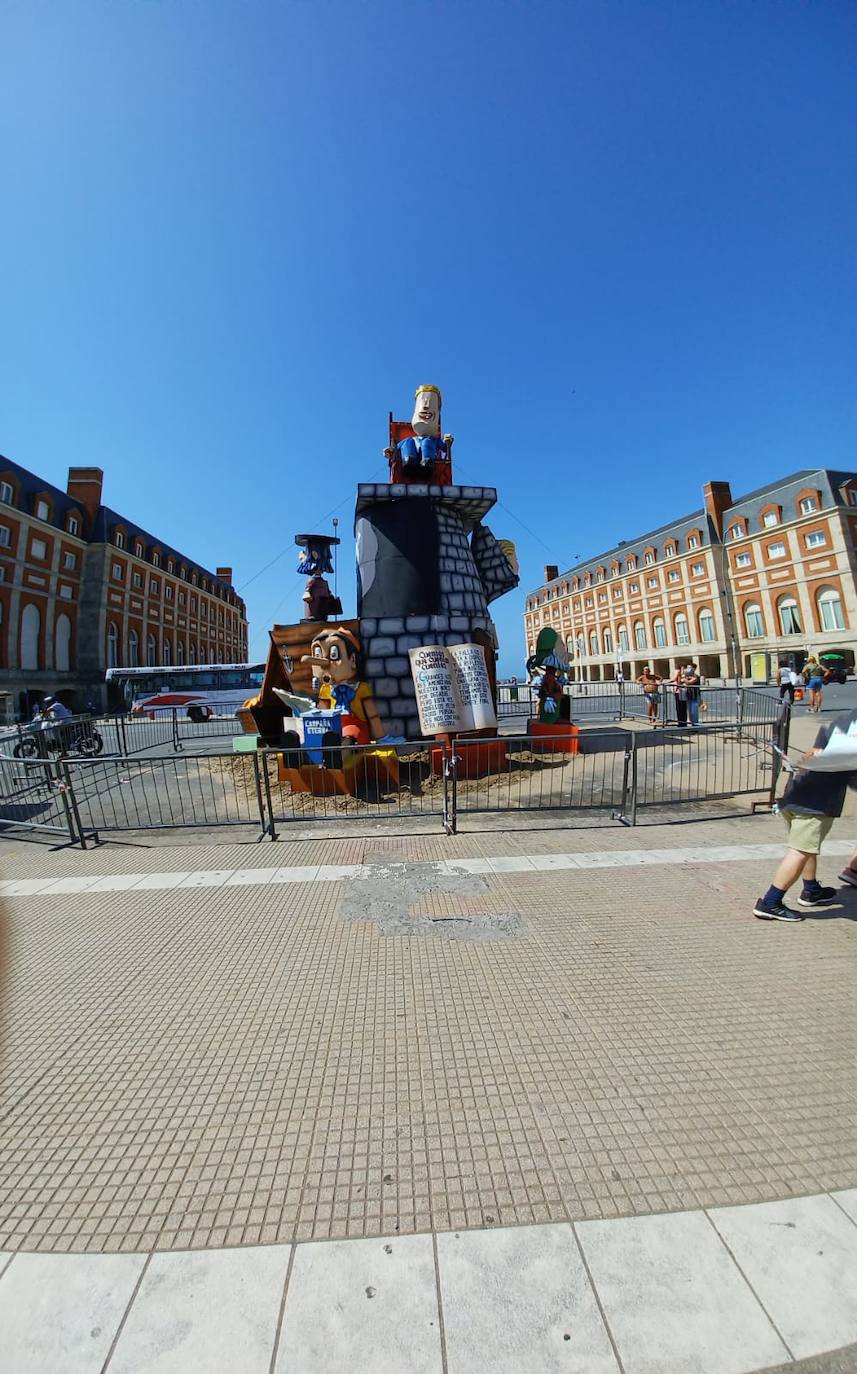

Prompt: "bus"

[106,663,265,720]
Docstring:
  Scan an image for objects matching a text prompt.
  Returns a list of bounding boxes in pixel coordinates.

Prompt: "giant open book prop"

[409,643,497,735]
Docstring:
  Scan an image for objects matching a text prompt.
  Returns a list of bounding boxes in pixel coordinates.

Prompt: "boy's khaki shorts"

[780,809,834,854]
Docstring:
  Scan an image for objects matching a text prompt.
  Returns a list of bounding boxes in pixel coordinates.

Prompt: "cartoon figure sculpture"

[384,384,453,482]
[296,533,342,621]
[302,626,384,745]
[527,627,571,724]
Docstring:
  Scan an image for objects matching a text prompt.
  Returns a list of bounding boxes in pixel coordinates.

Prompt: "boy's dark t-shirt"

[780,709,857,817]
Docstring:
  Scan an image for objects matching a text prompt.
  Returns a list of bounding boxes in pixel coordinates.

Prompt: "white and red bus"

[106,663,264,720]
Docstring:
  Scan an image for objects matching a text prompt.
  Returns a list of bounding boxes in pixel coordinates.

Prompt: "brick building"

[523,469,857,683]
[0,458,248,717]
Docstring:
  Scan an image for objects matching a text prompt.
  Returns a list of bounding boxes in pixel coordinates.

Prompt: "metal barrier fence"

[0,755,88,844]
[497,682,781,729]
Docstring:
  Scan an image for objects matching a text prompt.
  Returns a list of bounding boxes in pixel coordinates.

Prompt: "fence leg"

[628,735,638,825]
[442,743,458,836]
[172,709,183,753]
[119,713,128,757]
[60,760,90,848]
[252,752,268,840]
[260,751,278,840]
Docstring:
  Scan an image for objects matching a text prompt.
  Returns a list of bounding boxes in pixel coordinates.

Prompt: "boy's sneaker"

[753,897,804,922]
[838,867,857,888]
[797,886,837,907]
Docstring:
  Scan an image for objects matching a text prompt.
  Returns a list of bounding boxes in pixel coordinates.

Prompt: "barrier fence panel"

[449,731,633,826]
[258,741,448,832]
[632,723,773,809]
[173,713,242,751]
[0,755,81,843]
[65,753,268,837]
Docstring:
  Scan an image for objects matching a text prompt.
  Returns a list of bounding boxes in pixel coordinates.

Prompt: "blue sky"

[1,0,856,674]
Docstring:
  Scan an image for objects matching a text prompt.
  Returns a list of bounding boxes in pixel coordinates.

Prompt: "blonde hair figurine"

[384,384,454,480]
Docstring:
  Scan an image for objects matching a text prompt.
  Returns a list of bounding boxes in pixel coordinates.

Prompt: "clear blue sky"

[2,0,856,674]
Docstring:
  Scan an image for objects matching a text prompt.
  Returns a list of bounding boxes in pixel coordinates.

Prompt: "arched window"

[778,596,802,635]
[107,622,119,668]
[634,622,646,651]
[653,618,667,648]
[589,630,598,654]
[675,613,690,646]
[146,633,156,667]
[177,641,185,665]
[565,635,574,655]
[603,629,613,654]
[817,587,845,632]
[189,643,196,665]
[745,602,764,638]
[128,628,139,667]
[55,613,71,672]
[699,609,716,643]
[163,638,172,666]
[21,604,40,670]
[618,624,629,652]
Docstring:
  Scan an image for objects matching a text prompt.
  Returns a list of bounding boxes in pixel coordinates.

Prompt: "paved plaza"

[1,794,856,1370]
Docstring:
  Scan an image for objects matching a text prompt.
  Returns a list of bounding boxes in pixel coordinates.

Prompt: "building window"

[150,578,159,594]
[778,597,802,635]
[763,511,779,528]
[729,524,743,540]
[627,558,636,571]
[849,490,857,507]
[603,629,613,653]
[107,622,119,668]
[647,576,658,589]
[768,541,786,559]
[112,562,123,580]
[191,572,198,586]
[135,542,144,558]
[589,630,598,654]
[21,603,40,669]
[31,537,47,560]
[163,639,172,666]
[67,516,79,536]
[152,552,161,568]
[800,496,817,515]
[0,525,10,548]
[59,584,73,600]
[629,581,639,593]
[63,552,76,570]
[634,622,646,651]
[699,609,716,642]
[189,644,196,665]
[735,553,752,568]
[818,587,845,632]
[596,571,604,583]
[0,481,13,505]
[618,626,629,652]
[665,543,676,557]
[668,570,680,583]
[653,618,667,648]
[688,535,699,549]
[177,641,185,665]
[805,531,827,549]
[644,553,655,566]
[115,531,125,549]
[132,571,142,588]
[128,628,139,666]
[745,603,765,638]
[55,613,71,672]
[691,562,704,576]
[613,587,621,599]
[178,591,185,607]
[167,560,174,574]
[675,613,690,645]
[165,585,174,601]
[35,499,50,521]
[146,633,156,666]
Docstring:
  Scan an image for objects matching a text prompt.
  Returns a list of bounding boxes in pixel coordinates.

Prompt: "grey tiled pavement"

[1,807,857,1370]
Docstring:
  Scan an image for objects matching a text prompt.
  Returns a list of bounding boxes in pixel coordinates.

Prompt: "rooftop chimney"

[544,564,559,584]
[216,566,234,587]
[703,481,733,540]
[67,467,104,530]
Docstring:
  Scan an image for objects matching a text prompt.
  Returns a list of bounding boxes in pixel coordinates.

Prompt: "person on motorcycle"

[41,696,72,722]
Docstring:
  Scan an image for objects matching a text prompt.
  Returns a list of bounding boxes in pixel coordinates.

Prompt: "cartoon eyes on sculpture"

[329,645,341,662]
[313,643,324,659]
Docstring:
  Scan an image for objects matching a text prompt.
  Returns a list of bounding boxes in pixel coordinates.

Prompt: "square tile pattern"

[0,818,856,1256]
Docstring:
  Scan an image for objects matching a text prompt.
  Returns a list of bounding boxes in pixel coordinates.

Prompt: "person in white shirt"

[778,663,796,705]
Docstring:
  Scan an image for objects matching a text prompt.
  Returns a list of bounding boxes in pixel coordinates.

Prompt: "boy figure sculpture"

[384,384,453,480]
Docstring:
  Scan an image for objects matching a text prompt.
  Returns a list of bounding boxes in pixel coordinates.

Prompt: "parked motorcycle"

[13,722,104,759]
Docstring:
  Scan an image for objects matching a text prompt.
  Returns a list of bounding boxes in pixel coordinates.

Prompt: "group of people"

[778,656,830,713]
[636,664,702,727]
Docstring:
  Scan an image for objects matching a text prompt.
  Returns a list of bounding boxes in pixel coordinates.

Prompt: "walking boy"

[754,708,857,921]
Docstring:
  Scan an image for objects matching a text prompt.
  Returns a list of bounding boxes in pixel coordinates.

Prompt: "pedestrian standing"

[778,662,795,706]
[636,667,662,726]
[804,655,824,713]
[753,708,857,920]
[684,662,701,728]
[670,666,689,727]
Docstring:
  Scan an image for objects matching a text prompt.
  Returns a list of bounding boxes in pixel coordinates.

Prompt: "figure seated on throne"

[384,383,454,485]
